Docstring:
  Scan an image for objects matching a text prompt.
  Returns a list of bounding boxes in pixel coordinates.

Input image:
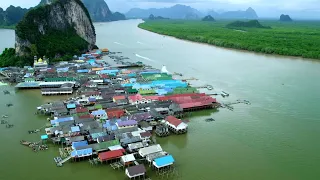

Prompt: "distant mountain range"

[126,4,202,19]
[126,4,258,19]
[208,7,258,19]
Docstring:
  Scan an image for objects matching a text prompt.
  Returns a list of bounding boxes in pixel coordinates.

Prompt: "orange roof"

[113,96,126,100]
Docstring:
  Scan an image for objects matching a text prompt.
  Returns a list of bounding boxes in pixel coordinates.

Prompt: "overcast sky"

[0,0,319,18]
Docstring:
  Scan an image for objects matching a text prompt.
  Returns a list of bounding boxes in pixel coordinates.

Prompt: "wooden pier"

[155,124,170,137]
[220,100,251,111]
[55,155,72,167]
[0,71,9,79]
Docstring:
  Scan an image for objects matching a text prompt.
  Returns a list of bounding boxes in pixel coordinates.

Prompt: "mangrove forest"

[138,20,320,59]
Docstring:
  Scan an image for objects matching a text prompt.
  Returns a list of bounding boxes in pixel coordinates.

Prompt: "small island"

[226,20,271,29]
[148,14,169,20]
[280,14,293,22]
[202,15,215,22]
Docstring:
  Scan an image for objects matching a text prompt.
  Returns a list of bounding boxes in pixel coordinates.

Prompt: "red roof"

[166,116,182,127]
[107,108,124,113]
[129,94,161,102]
[98,149,124,161]
[113,96,126,100]
[159,93,216,106]
[100,74,109,79]
[107,108,125,118]
[128,94,143,102]
[79,114,94,119]
[140,131,152,138]
[143,95,161,101]
[159,93,206,101]
[76,107,88,113]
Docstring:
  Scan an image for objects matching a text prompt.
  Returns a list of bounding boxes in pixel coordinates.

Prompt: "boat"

[6,124,14,128]
[1,120,8,124]
[207,85,213,90]
[6,103,13,107]
[2,115,9,118]
[205,118,215,122]
[0,82,8,86]
[161,65,169,74]
[20,140,32,146]
[221,91,229,97]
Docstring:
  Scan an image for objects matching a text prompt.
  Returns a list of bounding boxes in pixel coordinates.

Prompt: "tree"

[30,44,39,57]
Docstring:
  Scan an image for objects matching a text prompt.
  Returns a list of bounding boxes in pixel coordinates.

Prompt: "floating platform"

[15,82,41,89]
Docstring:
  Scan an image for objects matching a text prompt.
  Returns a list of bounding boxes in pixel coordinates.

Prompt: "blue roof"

[91,110,106,116]
[41,135,48,140]
[0,68,8,71]
[89,97,96,102]
[140,70,161,74]
[103,120,118,131]
[51,116,74,125]
[100,69,119,75]
[71,126,80,132]
[81,54,91,57]
[57,67,69,72]
[67,103,76,109]
[121,83,133,87]
[71,148,92,157]
[154,155,175,167]
[91,132,107,139]
[78,57,85,60]
[129,78,137,83]
[72,140,88,149]
[77,69,89,73]
[128,73,136,77]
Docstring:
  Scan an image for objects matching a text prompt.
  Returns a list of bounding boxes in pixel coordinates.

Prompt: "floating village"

[0,48,250,179]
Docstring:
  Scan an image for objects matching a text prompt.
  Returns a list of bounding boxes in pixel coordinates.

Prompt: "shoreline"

[138,25,320,62]
[0,26,15,30]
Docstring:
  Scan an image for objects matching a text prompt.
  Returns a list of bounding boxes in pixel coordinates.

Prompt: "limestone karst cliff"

[15,0,96,58]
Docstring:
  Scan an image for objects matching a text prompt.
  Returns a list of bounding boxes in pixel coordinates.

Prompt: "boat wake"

[137,41,146,45]
[114,42,126,46]
[135,54,157,63]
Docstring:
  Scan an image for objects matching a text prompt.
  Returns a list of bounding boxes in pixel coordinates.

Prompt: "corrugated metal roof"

[139,144,163,157]
[126,165,146,177]
[121,154,136,163]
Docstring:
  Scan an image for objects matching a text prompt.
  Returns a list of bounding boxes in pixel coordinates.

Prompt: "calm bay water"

[0,20,319,180]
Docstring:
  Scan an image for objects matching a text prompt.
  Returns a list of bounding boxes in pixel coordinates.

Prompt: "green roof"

[44,77,76,82]
[141,73,173,81]
[73,112,89,117]
[167,87,199,95]
[127,88,138,93]
[92,139,120,151]
[94,104,103,109]
[24,78,35,82]
[139,89,156,95]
